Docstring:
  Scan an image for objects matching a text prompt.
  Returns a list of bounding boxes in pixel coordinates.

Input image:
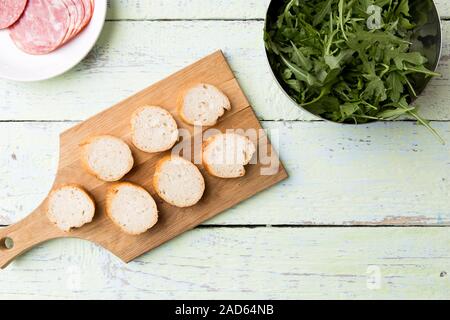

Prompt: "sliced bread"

[106,182,158,235]
[131,106,179,153]
[178,83,231,126]
[46,185,95,232]
[81,135,134,182]
[153,156,205,208]
[203,133,256,178]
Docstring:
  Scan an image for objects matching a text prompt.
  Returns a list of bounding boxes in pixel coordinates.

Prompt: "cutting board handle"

[0,204,60,269]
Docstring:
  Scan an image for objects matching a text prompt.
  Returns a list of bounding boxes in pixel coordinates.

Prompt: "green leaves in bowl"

[265,0,443,142]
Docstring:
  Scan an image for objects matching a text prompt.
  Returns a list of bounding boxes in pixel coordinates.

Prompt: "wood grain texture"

[0,0,449,299]
[0,51,286,268]
[0,20,449,121]
[104,0,450,20]
[1,121,448,227]
[0,227,449,299]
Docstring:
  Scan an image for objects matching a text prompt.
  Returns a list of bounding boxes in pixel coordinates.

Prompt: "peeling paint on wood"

[104,0,450,20]
[0,227,449,299]
[0,21,449,121]
[1,121,449,226]
[0,0,449,299]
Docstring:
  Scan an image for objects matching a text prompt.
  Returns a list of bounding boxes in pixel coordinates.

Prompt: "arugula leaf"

[280,54,317,86]
[324,49,355,69]
[393,52,427,70]
[396,0,411,17]
[291,41,313,71]
[338,0,348,40]
[313,0,335,26]
[340,102,360,118]
[386,72,404,102]
[265,0,443,143]
[362,74,388,102]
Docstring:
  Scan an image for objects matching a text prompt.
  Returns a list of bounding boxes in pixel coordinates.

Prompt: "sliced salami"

[8,0,70,55]
[78,0,93,34]
[70,0,85,38]
[0,0,28,29]
[59,0,93,46]
[63,0,87,43]
[61,0,78,43]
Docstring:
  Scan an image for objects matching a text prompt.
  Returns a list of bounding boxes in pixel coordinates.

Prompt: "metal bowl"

[264,0,443,123]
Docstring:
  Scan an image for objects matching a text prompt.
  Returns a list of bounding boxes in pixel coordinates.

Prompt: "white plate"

[0,0,107,82]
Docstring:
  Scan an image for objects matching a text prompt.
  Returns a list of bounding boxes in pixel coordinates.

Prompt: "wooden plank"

[0,227,449,299]
[436,0,450,18]
[1,121,449,226]
[105,0,450,20]
[0,21,449,121]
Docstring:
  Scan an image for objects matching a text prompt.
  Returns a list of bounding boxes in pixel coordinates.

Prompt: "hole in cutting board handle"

[0,237,14,250]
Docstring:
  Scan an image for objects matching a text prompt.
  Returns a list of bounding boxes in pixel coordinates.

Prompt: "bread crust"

[130,106,179,153]
[202,133,255,179]
[46,184,96,232]
[153,156,205,207]
[152,156,177,206]
[178,89,204,126]
[80,135,134,182]
[105,182,158,235]
[177,83,231,127]
[201,136,240,178]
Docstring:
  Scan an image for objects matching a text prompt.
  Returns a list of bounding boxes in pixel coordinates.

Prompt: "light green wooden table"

[0,0,449,299]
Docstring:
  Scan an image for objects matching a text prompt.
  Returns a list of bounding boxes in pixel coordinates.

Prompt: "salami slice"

[0,0,28,29]
[78,0,93,34]
[63,0,86,43]
[8,0,70,55]
[70,0,85,38]
[61,0,78,43]
[58,0,93,46]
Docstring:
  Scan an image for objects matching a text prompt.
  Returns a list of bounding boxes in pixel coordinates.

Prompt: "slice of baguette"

[131,106,179,153]
[178,83,231,126]
[81,135,134,182]
[202,133,256,178]
[153,156,205,208]
[46,185,95,232]
[106,182,158,235]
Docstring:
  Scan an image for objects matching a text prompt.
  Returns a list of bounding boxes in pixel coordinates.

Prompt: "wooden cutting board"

[0,51,288,269]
